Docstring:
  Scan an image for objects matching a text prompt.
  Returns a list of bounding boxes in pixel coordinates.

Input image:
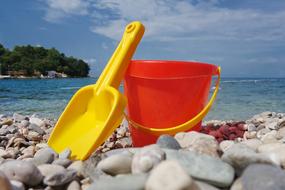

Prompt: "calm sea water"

[1,78,285,121]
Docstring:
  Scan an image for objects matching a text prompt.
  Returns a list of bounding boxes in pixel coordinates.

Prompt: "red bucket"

[124,60,220,147]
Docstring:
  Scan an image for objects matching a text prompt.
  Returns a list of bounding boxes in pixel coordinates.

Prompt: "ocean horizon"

[1,77,285,121]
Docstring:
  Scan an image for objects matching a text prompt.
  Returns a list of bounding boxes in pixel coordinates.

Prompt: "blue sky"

[1,0,285,77]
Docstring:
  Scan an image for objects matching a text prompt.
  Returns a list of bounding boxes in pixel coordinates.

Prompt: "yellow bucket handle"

[124,66,221,136]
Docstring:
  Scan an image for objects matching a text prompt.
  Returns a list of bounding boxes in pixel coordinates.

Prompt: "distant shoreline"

[0,75,91,80]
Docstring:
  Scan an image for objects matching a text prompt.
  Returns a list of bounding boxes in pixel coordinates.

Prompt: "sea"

[1,78,285,121]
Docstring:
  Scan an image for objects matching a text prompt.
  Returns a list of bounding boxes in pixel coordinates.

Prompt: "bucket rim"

[126,59,219,79]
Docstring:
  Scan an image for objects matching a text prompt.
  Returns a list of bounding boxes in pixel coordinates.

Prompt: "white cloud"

[84,58,97,65]
[44,0,90,22]
[89,0,285,42]
[41,0,285,42]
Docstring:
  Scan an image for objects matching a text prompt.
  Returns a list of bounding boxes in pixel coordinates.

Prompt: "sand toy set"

[48,21,220,160]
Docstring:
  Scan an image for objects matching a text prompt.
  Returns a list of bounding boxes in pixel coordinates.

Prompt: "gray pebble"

[146,160,194,190]
[195,180,220,190]
[241,164,285,190]
[52,159,72,168]
[0,149,9,158]
[156,135,181,150]
[67,180,81,190]
[43,169,77,186]
[28,123,46,135]
[221,143,277,175]
[230,178,243,190]
[175,132,219,157]
[0,128,9,136]
[132,144,166,174]
[0,160,43,186]
[88,174,147,190]
[12,113,26,122]
[165,149,234,188]
[29,117,45,128]
[18,120,30,128]
[68,161,84,177]
[10,180,25,190]
[59,148,71,159]
[241,139,262,151]
[219,140,235,152]
[33,147,58,166]
[97,154,132,176]
[38,164,66,177]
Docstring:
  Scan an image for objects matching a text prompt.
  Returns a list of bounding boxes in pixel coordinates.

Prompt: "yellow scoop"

[48,21,145,160]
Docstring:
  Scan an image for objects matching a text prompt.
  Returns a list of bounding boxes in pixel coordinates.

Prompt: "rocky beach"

[0,111,285,190]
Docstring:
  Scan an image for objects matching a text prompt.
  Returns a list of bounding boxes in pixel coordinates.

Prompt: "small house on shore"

[47,71,68,78]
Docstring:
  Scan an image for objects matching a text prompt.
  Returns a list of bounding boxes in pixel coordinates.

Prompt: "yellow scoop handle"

[95,22,145,93]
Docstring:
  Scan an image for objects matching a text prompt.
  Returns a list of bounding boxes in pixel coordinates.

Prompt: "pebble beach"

[0,111,285,190]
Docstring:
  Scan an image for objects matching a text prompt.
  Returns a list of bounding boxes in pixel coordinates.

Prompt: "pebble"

[12,113,26,122]
[7,126,18,134]
[32,147,58,166]
[195,180,220,190]
[278,119,285,128]
[116,137,132,148]
[35,143,49,150]
[0,160,43,186]
[245,123,256,132]
[256,128,271,139]
[260,130,278,143]
[97,154,132,176]
[175,132,219,157]
[0,119,13,126]
[277,127,285,139]
[240,139,262,151]
[132,144,166,174]
[257,143,285,167]
[27,131,42,141]
[67,161,84,177]
[0,171,12,190]
[52,158,72,168]
[257,143,285,153]
[19,120,29,128]
[10,180,25,190]
[165,149,234,187]
[28,123,45,135]
[221,143,277,175]
[145,160,195,190]
[59,148,71,159]
[156,135,181,150]
[230,178,243,190]
[38,164,66,177]
[240,164,285,190]
[29,117,45,127]
[243,131,257,139]
[88,174,148,190]
[0,128,9,136]
[266,121,279,130]
[0,149,8,158]
[43,169,77,186]
[67,180,81,190]
[21,146,36,158]
[219,140,235,152]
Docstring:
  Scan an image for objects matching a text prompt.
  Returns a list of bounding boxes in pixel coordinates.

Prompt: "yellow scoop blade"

[48,22,145,160]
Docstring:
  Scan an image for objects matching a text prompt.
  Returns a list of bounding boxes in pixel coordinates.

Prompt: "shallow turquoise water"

[1,78,285,120]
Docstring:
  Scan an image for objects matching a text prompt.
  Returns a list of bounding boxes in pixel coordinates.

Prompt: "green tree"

[0,44,90,77]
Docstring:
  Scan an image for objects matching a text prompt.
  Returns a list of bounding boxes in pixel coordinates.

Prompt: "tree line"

[0,44,90,77]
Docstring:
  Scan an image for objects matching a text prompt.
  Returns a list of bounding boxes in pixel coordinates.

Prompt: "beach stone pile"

[1,111,285,190]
